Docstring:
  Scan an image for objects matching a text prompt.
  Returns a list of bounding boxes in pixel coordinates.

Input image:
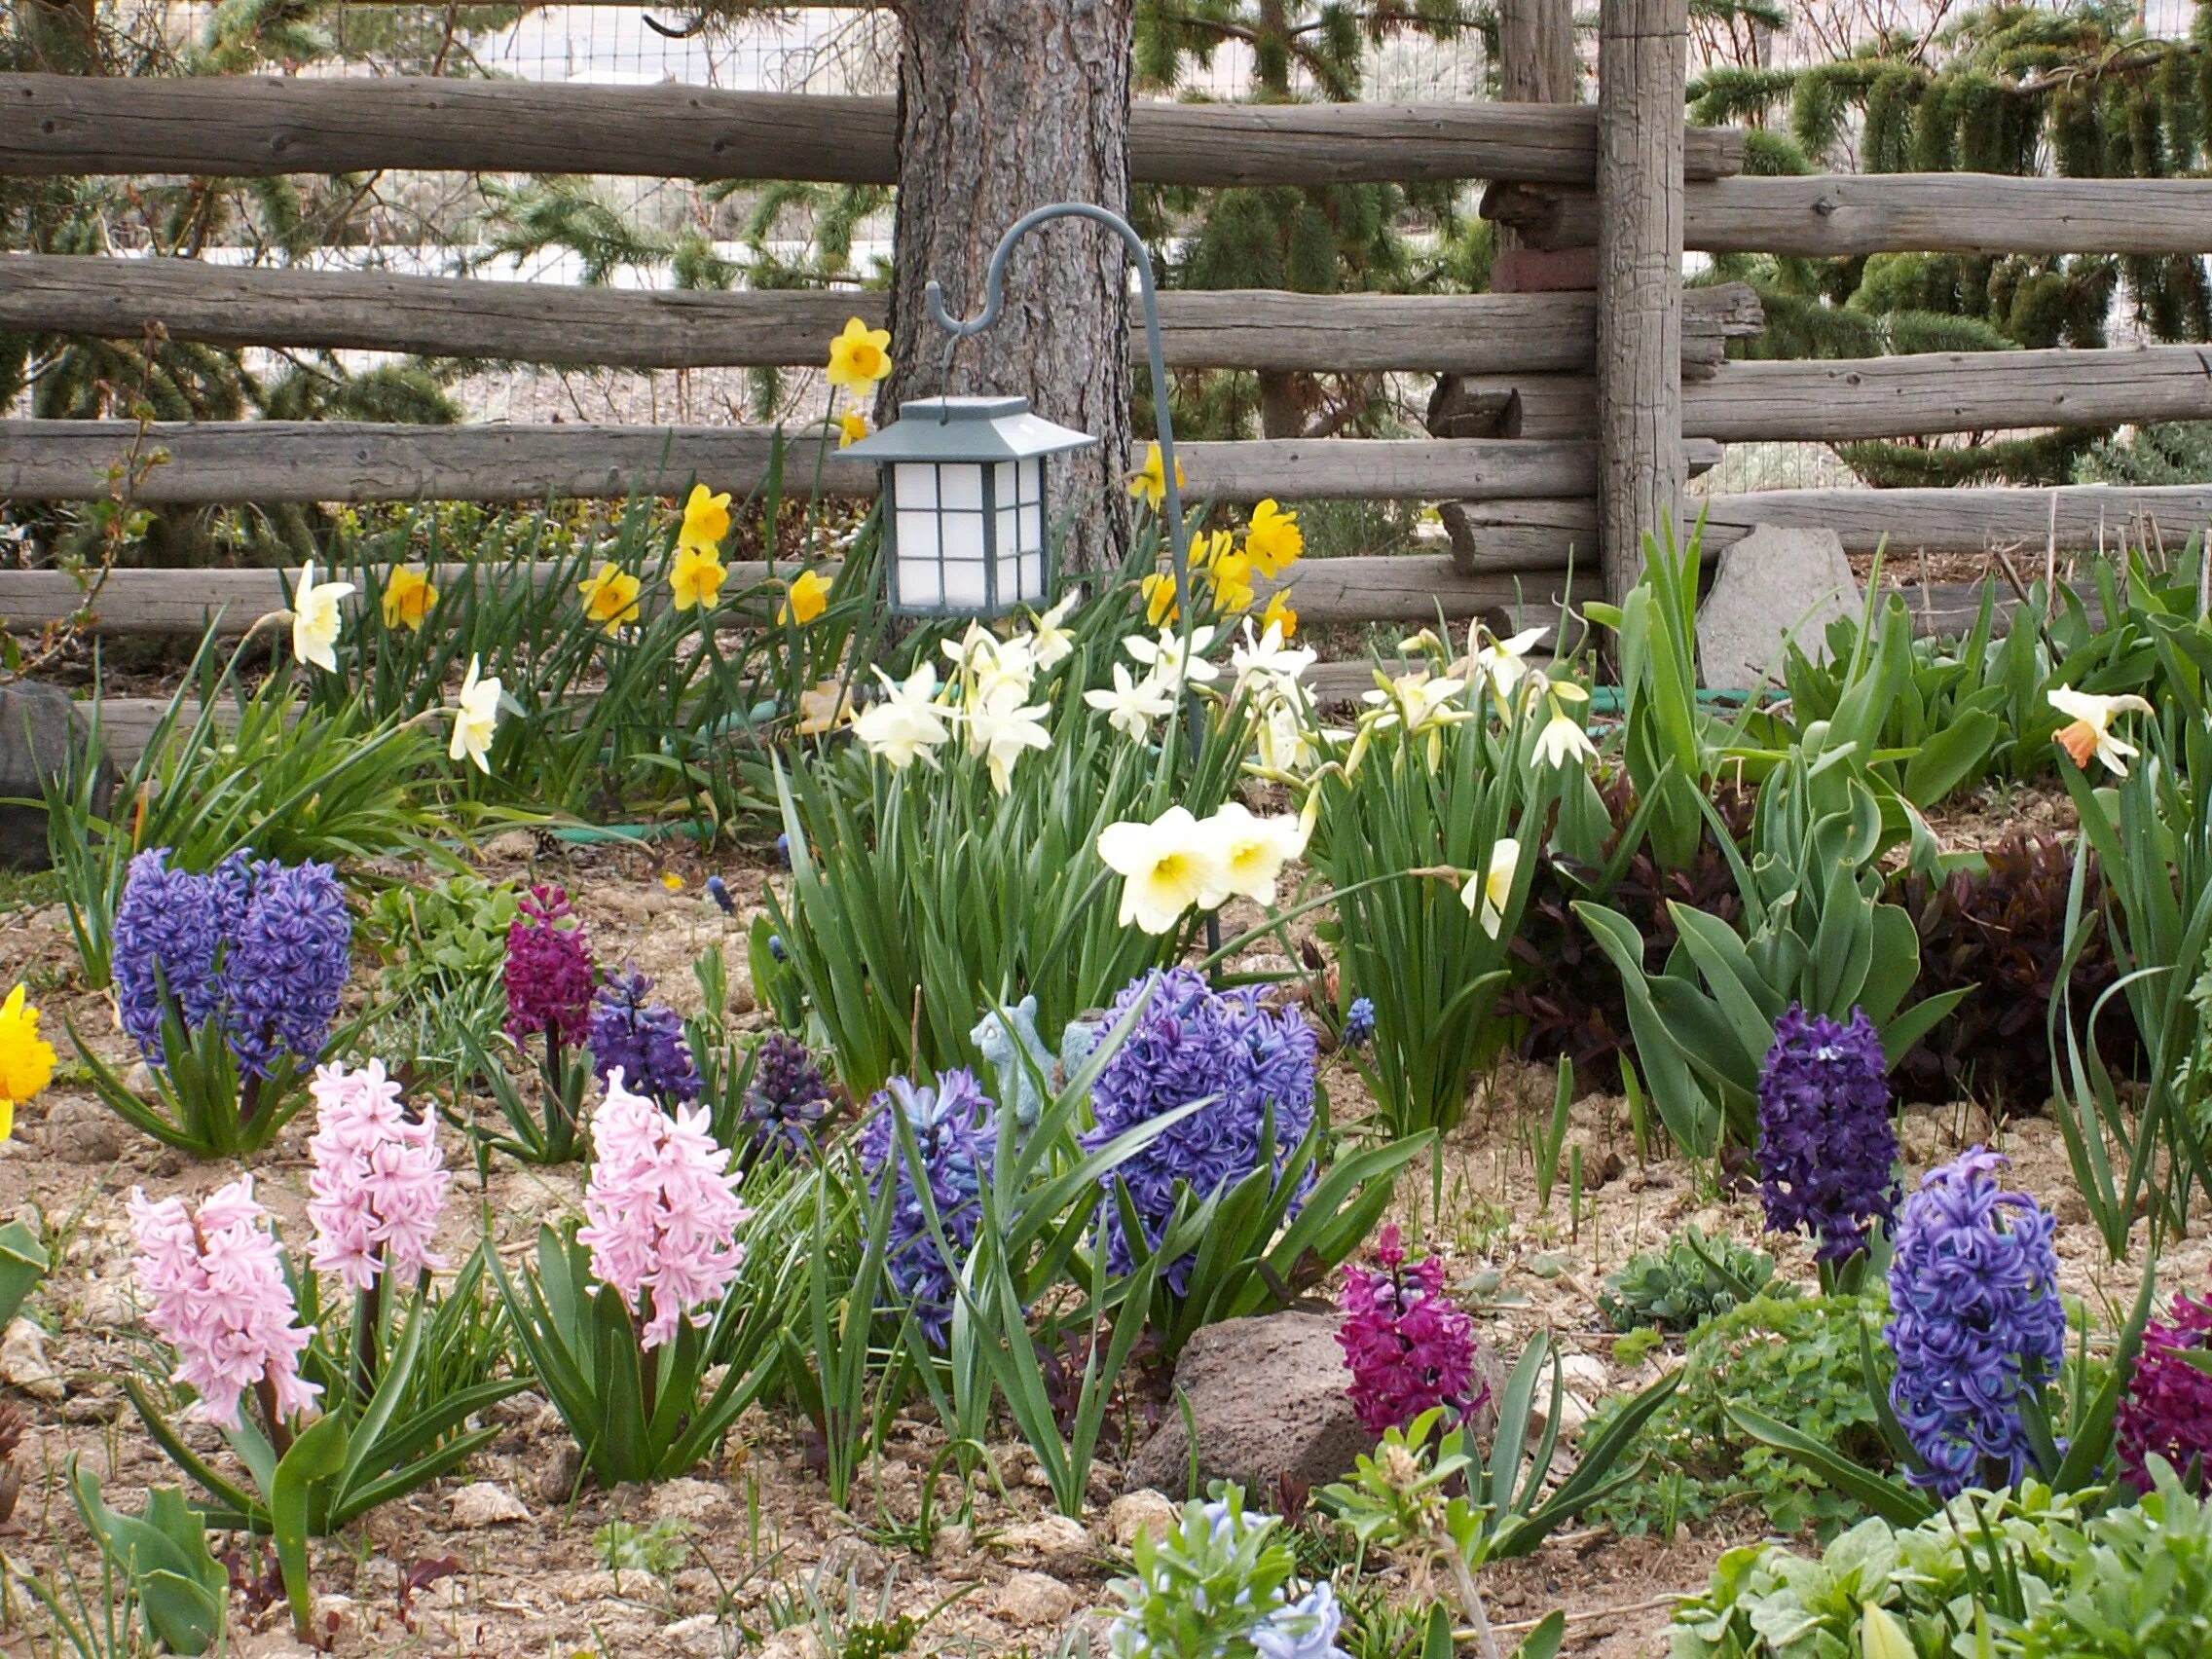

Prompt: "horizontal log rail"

[0,257,1763,376]
[0,74,1746,188]
[0,420,1722,506]
[1486,172,2212,256]
[1440,485,2212,571]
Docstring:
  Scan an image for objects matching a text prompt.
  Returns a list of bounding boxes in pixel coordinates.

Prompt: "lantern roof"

[840,395,1099,464]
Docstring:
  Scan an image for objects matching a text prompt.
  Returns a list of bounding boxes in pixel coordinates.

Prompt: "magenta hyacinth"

[504,884,595,1048]
[2116,1291,2212,1492]
[577,1073,752,1349]
[1337,1226,1486,1436]
[129,1177,320,1432]
[306,1060,450,1290]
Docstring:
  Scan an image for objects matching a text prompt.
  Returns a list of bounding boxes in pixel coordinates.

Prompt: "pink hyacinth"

[577,1072,752,1349]
[306,1059,450,1290]
[129,1177,321,1432]
[1337,1226,1485,1436]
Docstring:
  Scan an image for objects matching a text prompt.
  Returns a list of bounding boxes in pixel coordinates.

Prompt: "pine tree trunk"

[883,0,1135,575]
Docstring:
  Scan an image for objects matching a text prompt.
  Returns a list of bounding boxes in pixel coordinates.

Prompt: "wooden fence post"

[1596,0,1686,604]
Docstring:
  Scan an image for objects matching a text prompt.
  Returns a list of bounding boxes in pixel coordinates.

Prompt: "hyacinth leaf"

[67,1464,227,1657]
[1857,1320,1923,1471]
[1725,1405,1935,1527]
[1899,708,2002,806]
[270,1409,350,1641]
[0,1217,49,1333]
[1519,1365,1680,1541]
[1420,1604,1455,1659]
[1572,902,1721,1156]
[1514,1611,1567,1659]
[1667,903,1787,1054]
[2051,1261,2160,1491]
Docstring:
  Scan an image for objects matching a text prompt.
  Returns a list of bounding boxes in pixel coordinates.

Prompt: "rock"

[661,1614,729,1659]
[1558,1354,1609,1395]
[1696,526,1860,690]
[449,1483,530,1529]
[989,1515,1093,1574]
[1125,1311,1373,1496]
[75,1278,135,1330]
[0,683,108,871]
[1,1317,64,1401]
[44,1096,128,1166]
[818,1536,887,1587]
[490,1390,546,1426]
[757,1627,826,1659]
[1105,1490,1181,1549]
[930,1523,975,1566]
[994,1571,1078,1627]
[311,1593,358,1641]
[1534,1390,1597,1440]
[653,1477,729,1523]
[536,1441,585,1505]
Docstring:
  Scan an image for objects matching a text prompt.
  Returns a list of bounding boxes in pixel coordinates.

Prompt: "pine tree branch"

[1141,10,1360,100]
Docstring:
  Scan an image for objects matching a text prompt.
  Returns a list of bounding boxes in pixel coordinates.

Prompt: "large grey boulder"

[1696,526,1860,691]
[0,682,106,870]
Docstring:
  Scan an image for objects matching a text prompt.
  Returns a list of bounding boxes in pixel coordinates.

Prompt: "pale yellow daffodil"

[1097,806,1230,936]
[290,560,354,674]
[1085,663,1177,742]
[851,664,951,769]
[448,654,501,775]
[1461,837,1522,939]
[1204,801,1309,907]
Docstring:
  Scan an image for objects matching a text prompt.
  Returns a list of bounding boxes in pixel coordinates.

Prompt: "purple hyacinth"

[1756,1005,1899,1262]
[1082,967,1319,1295]
[859,1068,996,1348]
[742,1033,830,1159]
[2116,1291,2212,1493]
[587,969,701,1107]
[113,848,350,1079]
[1337,1226,1486,1435]
[218,859,352,1081]
[504,885,594,1049]
[1887,1147,2068,1497]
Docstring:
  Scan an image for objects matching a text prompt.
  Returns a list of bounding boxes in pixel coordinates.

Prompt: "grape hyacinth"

[1082,967,1318,1293]
[742,1033,831,1159]
[2115,1291,2212,1492]
[1337,1226,1486,1435]
[1755,1005,1899,1262]
[129,1176,320,1432]
[1887,1148,2067,1497]
[1342,996,1376,1050]
[859,1069,997,1348]
[577,1075,751,1349]
[306,1060,450,1290]
[503,884,594,1049]
[113,848,350,1080]
[588,969,702,1107]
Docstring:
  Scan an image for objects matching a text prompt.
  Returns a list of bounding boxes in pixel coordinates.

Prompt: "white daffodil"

[1028,593,1080,671]
[1125,624,1221,694]
[962,681,1052,795]
[2048,686,2155,777]
[943,623,1036,705]
[289,560,355,675]
[1203,801,1309,906]
[1231,617,1317,690]
[1085,663,1177,742]
[852,664,952,770]
[1461,837,1522,940]
[1471,625,1547,701]
[448,654,501,774]
[1097,806,1231,936]
[1361,670,1470,738]
[1255,702,1332,775]
[1532,705,1598,770]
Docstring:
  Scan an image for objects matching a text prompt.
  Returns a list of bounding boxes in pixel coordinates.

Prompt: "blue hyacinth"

[859,1068,997,1347]
[1887,1147,2068,1497]
[587,968,702,1107]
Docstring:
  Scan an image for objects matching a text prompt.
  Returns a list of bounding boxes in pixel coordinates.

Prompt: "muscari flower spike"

[859,1068,997,1348]
[1337,1225,1486,1435]
[1342,996,1376,1049]
[1886,1147,2067,1498]
[742,1033,831,1160]
[1755,1004,1899,1262]
[588,968,702,1107]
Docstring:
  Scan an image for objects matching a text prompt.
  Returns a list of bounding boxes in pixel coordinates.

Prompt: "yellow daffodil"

[1243,499,1304,578]
[1097,806,1230,935]
[679,482,732,554]
[290,560,354,674]
[827,317,894,389]
[1142,571,1181,627]
[1085,663,1177,742]
[578,563,643,635]
[852,664,952,769]
[838,410,871,449]
[2048,686,2155,777]
[1260,590,1298,640]
[671,544,729,613]
[1206,547,1257,615]
[781,569,833,626]
[796,678,855,736]
[1127,442,1186,511]
[1204,802,1309,906]
[0,983,57,1142]
[381,565,438,633]
[1461,838,1522,939]
[448,654,501,775]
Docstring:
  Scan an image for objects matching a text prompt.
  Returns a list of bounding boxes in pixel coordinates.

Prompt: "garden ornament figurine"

[972,995,1053,1127]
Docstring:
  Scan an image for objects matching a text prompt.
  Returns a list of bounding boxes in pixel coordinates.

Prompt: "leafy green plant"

[0,1215,49,1331]
[58,1463,229,1657]
[1598,1226,1785,1335]
[361,873,518,1079]
[596,1517,695,1578]
[2012,1458,2212,1658]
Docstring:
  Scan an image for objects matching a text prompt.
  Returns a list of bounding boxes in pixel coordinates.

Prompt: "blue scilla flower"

[1083,967,1318,1294]
[1887,1147,2068,1497]
[859,1068,997,1347]
[1756,1005,1899,1262]
[587,968,702,1107]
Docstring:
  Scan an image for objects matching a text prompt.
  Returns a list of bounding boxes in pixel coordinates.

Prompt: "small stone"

[1558,1354,1609,1394]
[818,1535,887,1587]
[537,1441,586,1505]
[481,830,539,861]
[653,1477,729,1523]
[559,1570,621,1604]
[994,1571,1078,1627]
[312,1594,358,1639]
[449,1482,530,1529]
[1106,1490,1180,1549]
[1537,1391,1597,1439]
[990,1515,1092,1573]
[1,1317,64,1401]
[930,1522,974,1565]
[757,1627,827,1659]
[490,1390,545,1425]
[44,1096,127,1166]
[75,1278,134,1329]
[661,1613,729,1659]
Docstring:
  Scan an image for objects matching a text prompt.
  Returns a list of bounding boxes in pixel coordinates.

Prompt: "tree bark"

[884,1,1134,573]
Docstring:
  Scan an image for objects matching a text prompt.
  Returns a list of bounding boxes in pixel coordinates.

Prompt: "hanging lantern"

[842,394,1098,618]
